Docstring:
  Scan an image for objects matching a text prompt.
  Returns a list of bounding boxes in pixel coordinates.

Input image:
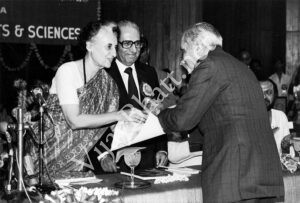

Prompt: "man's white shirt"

[115,59,141,101]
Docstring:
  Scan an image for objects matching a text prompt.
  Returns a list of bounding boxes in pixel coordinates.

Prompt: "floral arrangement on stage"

[280,154,300,173]
[44,186,120,203]
[280,134,300,173]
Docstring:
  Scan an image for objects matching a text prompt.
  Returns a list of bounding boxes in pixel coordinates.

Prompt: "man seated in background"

[269,59,290,98]
[249,59,265,80]
[239,49,252,68]
[260,79,292,156]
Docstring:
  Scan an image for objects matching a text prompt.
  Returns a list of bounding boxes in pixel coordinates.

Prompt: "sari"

[29,68,119,179]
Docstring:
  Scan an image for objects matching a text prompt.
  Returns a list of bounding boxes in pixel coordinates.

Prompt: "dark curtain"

[101,0,203,81]
[203,0,286,77]
[0,0,286,112]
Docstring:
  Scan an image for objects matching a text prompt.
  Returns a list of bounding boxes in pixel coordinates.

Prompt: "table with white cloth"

[91,167,300,203]
[93,166,202,203]
[1,166,300,202]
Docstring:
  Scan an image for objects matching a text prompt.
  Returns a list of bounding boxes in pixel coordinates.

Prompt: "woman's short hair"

[77,20,119,53]
[182,22,223,51]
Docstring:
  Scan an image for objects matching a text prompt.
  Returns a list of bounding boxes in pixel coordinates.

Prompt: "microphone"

[31,87,46,105]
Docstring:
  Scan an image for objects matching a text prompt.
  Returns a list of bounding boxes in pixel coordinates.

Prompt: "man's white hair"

[117,20,140,35]
[182,22,223,51]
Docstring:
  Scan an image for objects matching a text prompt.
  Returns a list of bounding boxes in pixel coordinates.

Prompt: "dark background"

[0,0,286,112]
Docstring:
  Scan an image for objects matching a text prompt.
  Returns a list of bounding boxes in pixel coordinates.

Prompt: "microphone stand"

[38,104,44,187]
[35,102,57,193]
[17,108,24,192]
[3,108,38,201]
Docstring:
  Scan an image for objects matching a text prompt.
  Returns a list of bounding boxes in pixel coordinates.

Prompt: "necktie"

[124,67,140,109]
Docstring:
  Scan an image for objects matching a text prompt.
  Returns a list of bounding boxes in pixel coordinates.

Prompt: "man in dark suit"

[99,20,168,173]
[158,22,284,202]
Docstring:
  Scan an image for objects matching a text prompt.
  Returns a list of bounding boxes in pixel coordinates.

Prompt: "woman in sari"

[25,21,146,180]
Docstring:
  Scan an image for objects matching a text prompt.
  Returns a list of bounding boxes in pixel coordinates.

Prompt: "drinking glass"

[114,150,151,189]
[124,151,141,187]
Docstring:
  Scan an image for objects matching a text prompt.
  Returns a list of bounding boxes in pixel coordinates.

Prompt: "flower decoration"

[281,154,299,173]
[45,186,120,203]
[141,82,154,98]
[294,85,300,100]
[13,78,27,90]
[142,97,161,115]
[13,79,28,111]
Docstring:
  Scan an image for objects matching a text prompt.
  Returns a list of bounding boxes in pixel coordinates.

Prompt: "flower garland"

[0,43,73,71]
[97,0,101,20]
[0,44,33,71]
[0,0,101,72]
[31,43,72,70]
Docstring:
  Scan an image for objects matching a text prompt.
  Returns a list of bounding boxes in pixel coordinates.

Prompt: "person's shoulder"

[106,59,117,74]
[136,61,157,73]
[55,61,80,79]
[205,47,234,67]
[271,108,288,119]
[195,53,219,73]
[57,61,78,72]
[269,73,277,79]
[208,46,229,59]
[283,73,290,79]
[136,61,153,69]
[110,59,117,67]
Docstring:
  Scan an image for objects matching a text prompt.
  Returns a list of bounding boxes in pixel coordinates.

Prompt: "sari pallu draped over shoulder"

[29,68,119,179]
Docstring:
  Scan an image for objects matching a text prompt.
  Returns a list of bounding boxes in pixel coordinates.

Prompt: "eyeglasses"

[118,40,143,49]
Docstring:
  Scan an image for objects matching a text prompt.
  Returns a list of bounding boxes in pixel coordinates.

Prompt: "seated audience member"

[249,58,265,80]
[260,79,292,155]
[239,49,252,68]
[287,65,300,121]
[0,20,146,180]
[269,59,290,97]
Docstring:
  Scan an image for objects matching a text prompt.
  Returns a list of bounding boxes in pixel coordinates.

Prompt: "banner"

[0,0,99,45]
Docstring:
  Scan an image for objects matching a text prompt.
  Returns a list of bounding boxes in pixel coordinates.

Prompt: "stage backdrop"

[0,0,100,45]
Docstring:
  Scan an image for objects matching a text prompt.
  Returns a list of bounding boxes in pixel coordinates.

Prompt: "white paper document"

[158,166,200,175]
[55,177,102,187]
[168,140,202,167]
[111,113,165,151]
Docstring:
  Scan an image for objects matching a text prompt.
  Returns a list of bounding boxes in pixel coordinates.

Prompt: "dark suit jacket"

[105,60,167,172]
[107,60,159,110]
[87,60,167,174]
[158,47,284,202]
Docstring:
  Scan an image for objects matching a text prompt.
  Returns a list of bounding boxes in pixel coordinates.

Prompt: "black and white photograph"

[0,0,299,202]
